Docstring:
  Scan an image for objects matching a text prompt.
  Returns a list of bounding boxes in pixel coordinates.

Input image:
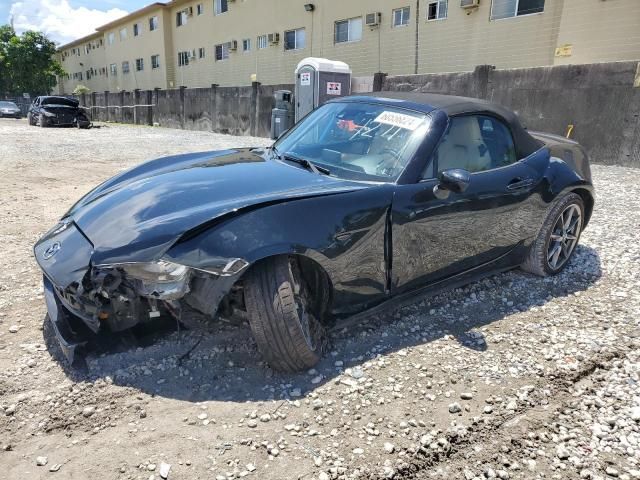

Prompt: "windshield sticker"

[374,111,423,131]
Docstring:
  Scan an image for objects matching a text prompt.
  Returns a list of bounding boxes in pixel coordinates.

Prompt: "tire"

[521,193,584,277]
[27,113,33,125]
[244,256,326,372]
[39,113,47,128]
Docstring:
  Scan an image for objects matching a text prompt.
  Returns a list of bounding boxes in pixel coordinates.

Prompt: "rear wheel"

[244,256,326,372]
[521,193,584,276]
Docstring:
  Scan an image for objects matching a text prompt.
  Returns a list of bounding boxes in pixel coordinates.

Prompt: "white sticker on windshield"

[374,111,423,131]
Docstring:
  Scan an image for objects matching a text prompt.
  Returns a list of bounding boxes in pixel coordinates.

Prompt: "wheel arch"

[569,187,594,228]
[241,252,335,323]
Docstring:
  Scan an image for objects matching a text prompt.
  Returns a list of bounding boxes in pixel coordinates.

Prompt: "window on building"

[427,0,448,20]
[393,7,411,27]
[197,3,204,15]
[215,43,229,61]
[151,54,160,69]
[490,0,545,20]
[284,28,305,51]
[214,0,228,15]
[107,32,115,45]
[242,38,251,52]
[335,17,363,43]
[119,28,127,40]
[135,58,144,71]
[176,10,187,26]
[430,116,517,175]
[122,61,130,74]
[109,63,117,76]
[257,35,268,49]
[198,47,206,58]
[178,51,190,66]
[133,23,140,36]
[149,16,159,31]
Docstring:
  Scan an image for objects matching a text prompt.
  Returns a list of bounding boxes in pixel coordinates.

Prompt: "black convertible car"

[27,96,91,128]
[34,93,594,371]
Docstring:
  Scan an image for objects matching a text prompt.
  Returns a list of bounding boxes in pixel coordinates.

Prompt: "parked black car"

[34,93,594,371]
[27,96,91,128]
[0,100,22,118]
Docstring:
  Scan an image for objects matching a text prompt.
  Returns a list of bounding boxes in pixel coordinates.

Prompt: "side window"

[433,115,517,175]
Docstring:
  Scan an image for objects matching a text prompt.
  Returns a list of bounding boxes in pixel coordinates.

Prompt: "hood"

[69,149,364,264]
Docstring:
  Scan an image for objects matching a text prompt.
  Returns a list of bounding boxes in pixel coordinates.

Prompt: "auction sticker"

[374,111,423,131]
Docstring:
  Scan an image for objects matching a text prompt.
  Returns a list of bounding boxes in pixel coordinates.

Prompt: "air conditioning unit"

[185,6,193,15]
[229,40,238,51]
[268,33,280,45]
[365,12,381,27]
[460,0,480,8]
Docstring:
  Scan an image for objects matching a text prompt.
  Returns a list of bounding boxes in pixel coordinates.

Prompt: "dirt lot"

[0,119,638,480]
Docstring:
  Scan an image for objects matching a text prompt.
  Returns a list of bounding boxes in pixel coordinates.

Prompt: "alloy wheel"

[547,204,582,271]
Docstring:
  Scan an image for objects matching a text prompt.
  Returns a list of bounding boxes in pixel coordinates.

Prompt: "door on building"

[296,66,316,122]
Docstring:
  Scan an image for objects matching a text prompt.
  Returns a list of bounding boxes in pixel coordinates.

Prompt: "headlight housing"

[99,260,192,300]
[121,260,190,284]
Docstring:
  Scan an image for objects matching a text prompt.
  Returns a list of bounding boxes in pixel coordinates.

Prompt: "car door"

[391,114,543,293]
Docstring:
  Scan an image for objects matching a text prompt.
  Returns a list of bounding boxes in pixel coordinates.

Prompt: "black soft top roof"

[338,92,544,158]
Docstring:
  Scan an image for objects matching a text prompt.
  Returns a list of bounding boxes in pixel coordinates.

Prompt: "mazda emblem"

[43,242,61,260]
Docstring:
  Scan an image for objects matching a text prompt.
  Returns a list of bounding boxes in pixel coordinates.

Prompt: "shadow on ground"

[45,245,601,402]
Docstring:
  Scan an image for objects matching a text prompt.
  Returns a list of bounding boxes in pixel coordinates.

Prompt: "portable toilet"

[294,57,352,122]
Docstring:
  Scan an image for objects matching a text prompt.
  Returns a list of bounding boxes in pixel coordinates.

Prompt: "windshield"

[41,97,78,107]
[0,101,18,108]
[274,102,430,182]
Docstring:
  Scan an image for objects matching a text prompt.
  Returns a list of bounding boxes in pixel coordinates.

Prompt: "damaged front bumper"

[35,220,249,363]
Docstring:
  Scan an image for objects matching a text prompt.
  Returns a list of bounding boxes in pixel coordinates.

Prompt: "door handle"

[507,178,535,191]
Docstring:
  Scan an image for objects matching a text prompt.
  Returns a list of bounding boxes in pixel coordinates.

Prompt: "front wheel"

[244,256,325,372]
[521,193,584,276]
[39,114,47,128]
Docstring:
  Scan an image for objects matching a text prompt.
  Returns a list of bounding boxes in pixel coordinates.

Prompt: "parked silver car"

[0,101,22,119]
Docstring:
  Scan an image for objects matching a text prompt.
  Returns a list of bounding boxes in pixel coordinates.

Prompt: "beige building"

[56,0,640,94]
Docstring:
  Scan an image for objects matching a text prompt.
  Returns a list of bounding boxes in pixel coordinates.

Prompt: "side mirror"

[433,169,471,199]
[439,168,471,193]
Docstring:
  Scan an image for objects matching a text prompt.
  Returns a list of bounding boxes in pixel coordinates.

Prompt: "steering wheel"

[375,147,401,177]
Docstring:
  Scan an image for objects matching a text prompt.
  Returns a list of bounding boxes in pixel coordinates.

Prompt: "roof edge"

[95,2,168,32]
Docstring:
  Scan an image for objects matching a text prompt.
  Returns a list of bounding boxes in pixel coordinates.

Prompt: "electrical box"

[294,57,352,122]
[271,90,294,140]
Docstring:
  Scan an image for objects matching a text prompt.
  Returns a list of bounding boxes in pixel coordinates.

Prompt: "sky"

[0,0,150,45]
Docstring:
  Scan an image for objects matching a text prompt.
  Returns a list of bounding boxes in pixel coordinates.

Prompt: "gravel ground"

[0,119,638,480]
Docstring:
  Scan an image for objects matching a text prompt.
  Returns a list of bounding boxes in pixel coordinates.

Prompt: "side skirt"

[332,248,520,331]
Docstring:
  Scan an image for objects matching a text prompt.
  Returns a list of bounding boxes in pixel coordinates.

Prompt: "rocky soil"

[0,119,638,480]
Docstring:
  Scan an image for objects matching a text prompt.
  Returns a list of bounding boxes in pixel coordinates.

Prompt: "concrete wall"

[81,82,294,138]
[383,61,640,167]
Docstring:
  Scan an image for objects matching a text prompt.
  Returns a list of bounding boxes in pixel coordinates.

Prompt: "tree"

[0,25,65,96]
[73,84,91,95]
